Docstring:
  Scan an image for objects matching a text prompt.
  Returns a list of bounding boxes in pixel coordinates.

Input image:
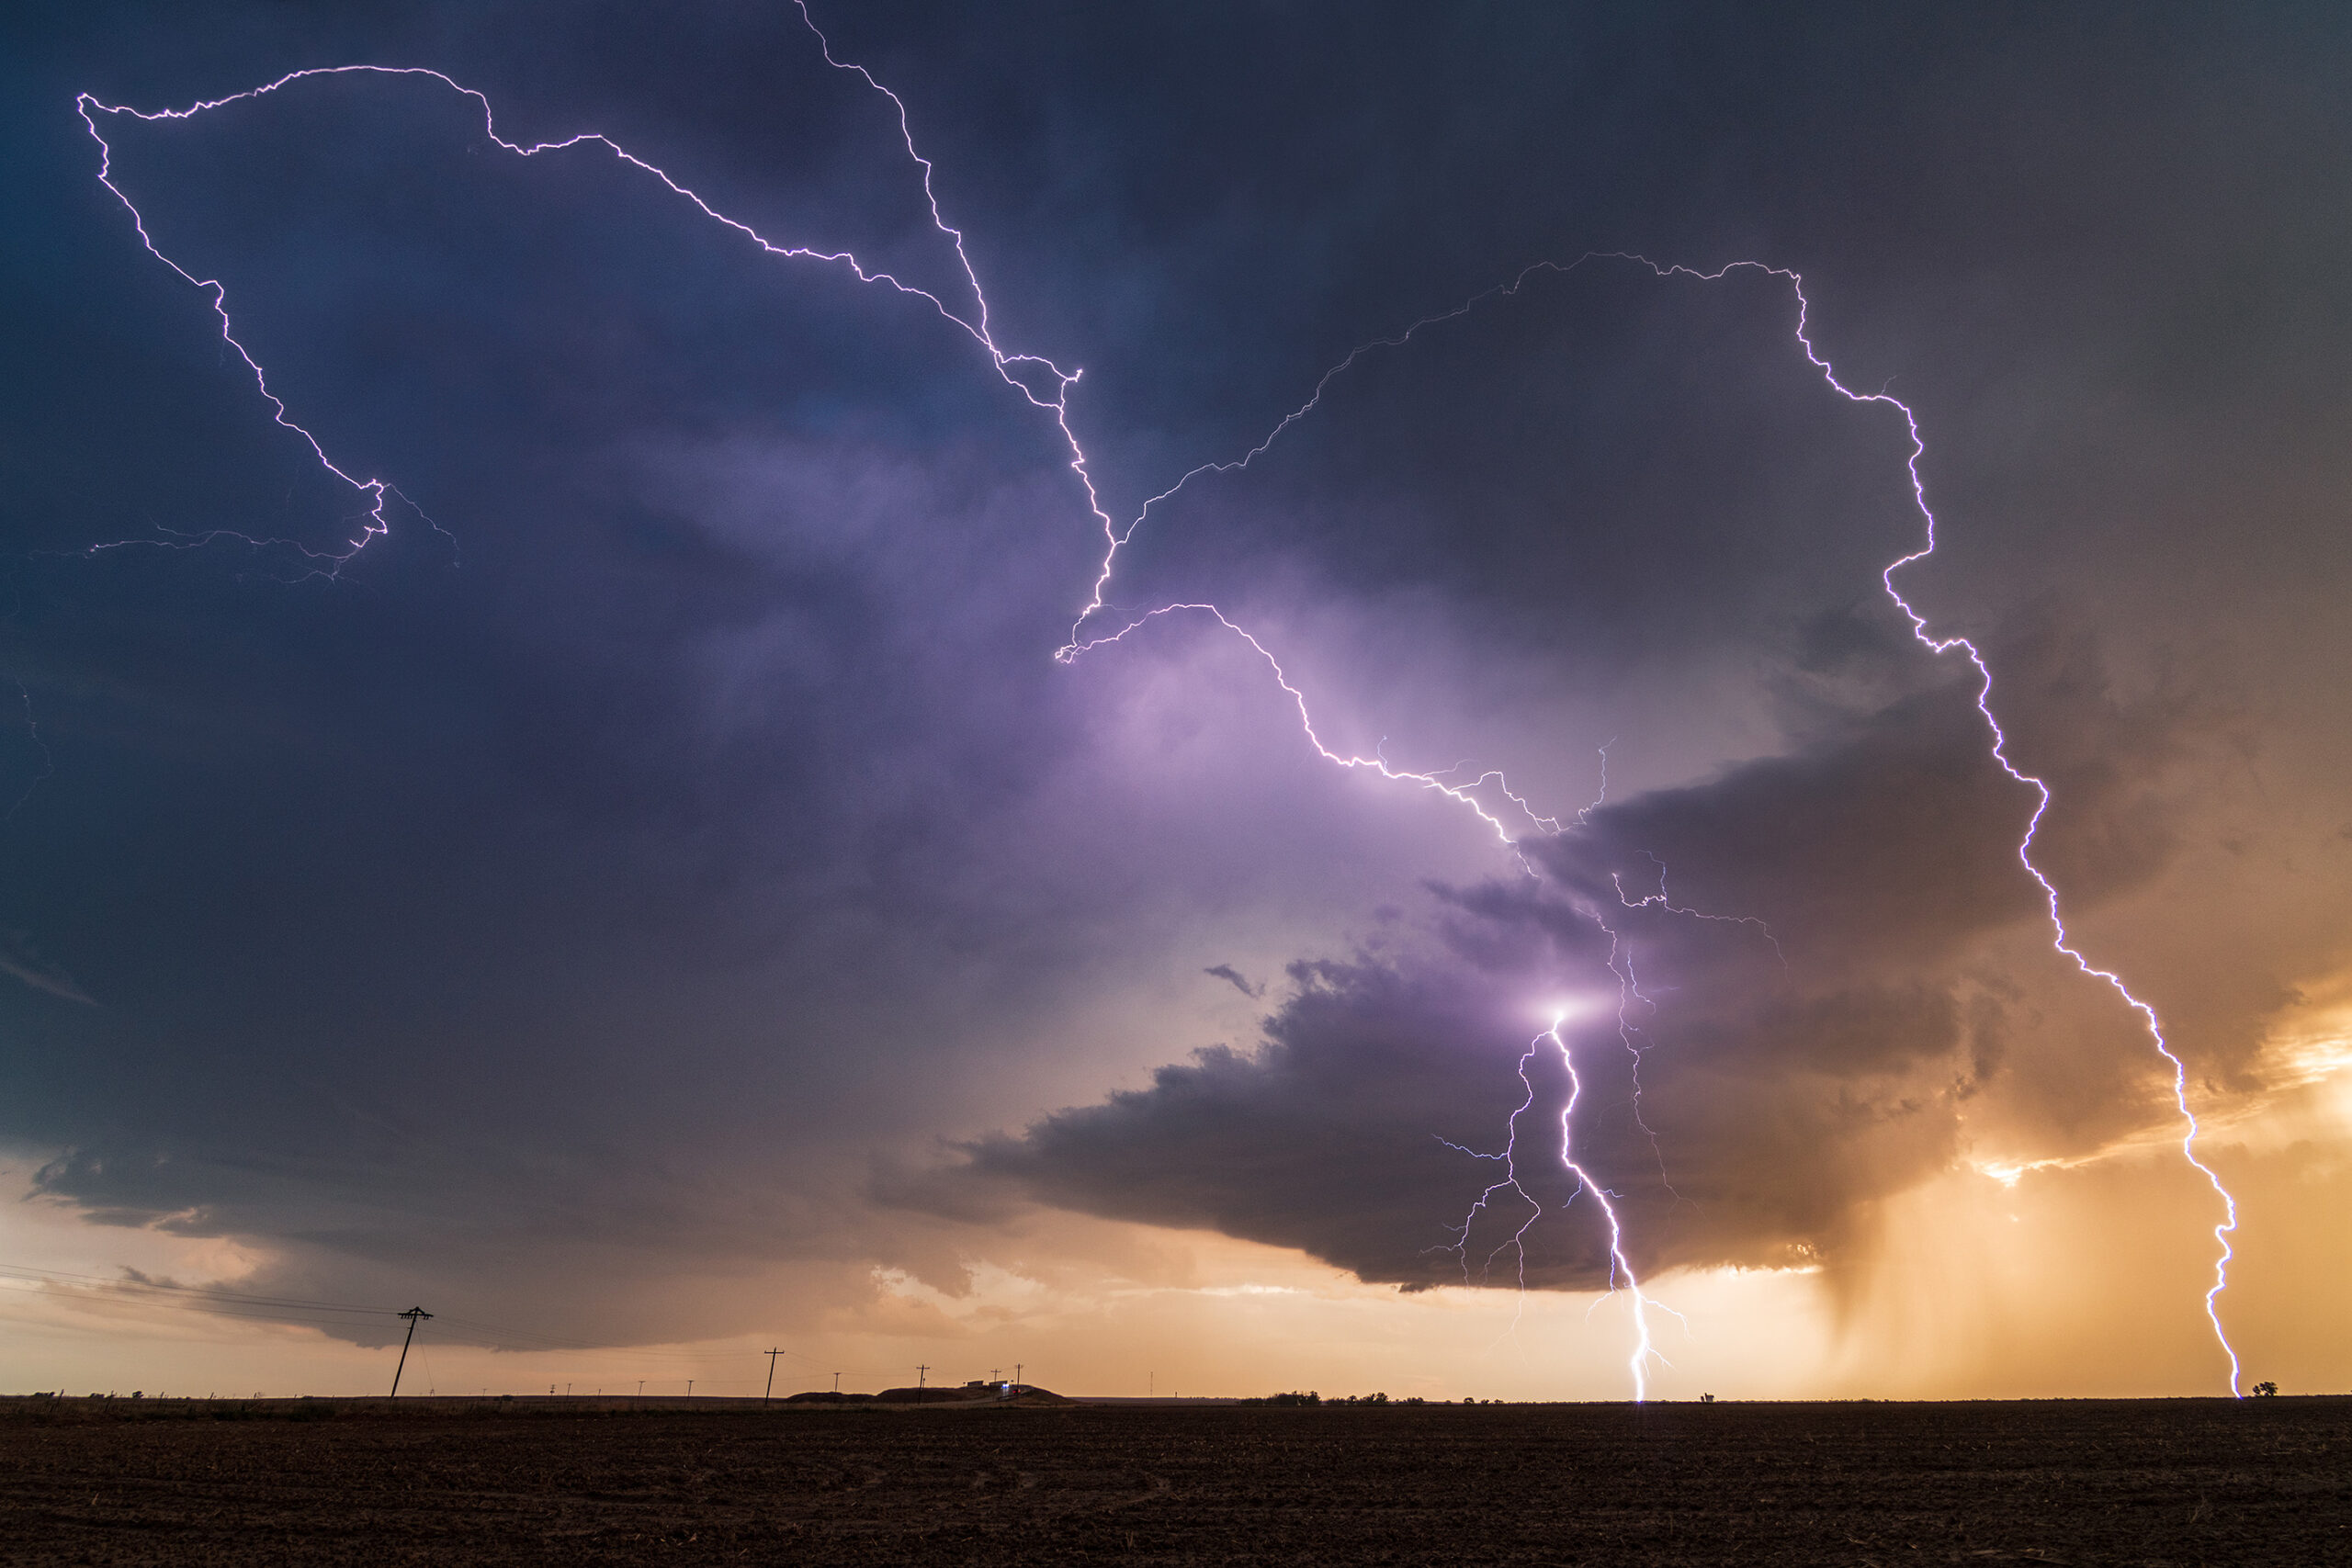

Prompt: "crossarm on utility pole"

[390,1307,433,1398]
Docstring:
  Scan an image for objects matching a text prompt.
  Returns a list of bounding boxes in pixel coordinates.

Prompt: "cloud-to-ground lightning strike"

[1087,255,2243,1395]
[75,4,2239,1397]
[1435,1014,1675,1400]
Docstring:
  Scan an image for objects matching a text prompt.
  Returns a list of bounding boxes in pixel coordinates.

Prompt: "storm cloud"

[1,0,2346,1368]
[907,680,2068,1289]
[926,587,2253,1293]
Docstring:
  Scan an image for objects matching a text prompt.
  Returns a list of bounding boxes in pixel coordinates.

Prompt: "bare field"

[2,1394,2346,1564]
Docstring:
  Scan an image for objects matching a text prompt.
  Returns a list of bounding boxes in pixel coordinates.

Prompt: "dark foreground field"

[2,1395,2346,1565]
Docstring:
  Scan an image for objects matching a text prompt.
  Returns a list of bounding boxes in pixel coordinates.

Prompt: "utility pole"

[763,1348,785,1404]
[832,1371,842,1393]
[916,1364,929,1393]
[1014,1363,1023,1391]
[389,1308,433,1398]
[686,1379,694,1398]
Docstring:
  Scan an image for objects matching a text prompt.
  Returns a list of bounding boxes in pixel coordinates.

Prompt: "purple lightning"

[1597,850,1789,1186]
[1437,1013,1673,1399]
[1062,603,1562,850]
[72,0,1118,579]
[75,7,2238,1397]
[1754,263,2244,1394]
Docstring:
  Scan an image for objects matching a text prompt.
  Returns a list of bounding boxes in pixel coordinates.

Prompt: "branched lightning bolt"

[1600,850,1788,1189]
[1557,258,2237,1395]
[1092,254,2240,1395]
[74,9,2237,1396]
[74,12,1566,836]
[72,0,1107,578]
[1062,603,1561,852]
[1611,851,1787,966]
[1777,263,2250,1393]
[1436,1018,1675,1397]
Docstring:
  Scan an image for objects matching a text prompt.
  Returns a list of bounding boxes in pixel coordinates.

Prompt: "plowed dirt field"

[2,1395,2345,1564]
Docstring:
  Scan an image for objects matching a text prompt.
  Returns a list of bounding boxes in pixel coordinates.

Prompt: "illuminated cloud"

[908,684,2046,1286]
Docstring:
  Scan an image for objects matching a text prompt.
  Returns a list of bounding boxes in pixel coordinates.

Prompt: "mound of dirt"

[866,1384,1070,1405]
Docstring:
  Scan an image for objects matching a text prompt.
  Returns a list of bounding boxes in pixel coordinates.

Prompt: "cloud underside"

[902,682,2177,1291]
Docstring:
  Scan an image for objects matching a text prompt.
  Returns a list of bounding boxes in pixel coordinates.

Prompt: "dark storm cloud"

[900,681,2056,1288]
[910,637,2228,1289]
[2,0,2345,1338]
[1,4,1125,1330]
[1110,258,1925,675]
[903,957,1560,1283]
[1537,686,2045,977]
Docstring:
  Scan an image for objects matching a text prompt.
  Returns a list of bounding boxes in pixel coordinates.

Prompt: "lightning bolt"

[1061,603,1560,851]
[1798,268,2251,1394]
[73,6,2238,1397]
[71,0,1100,576]
[1600,850,1789,1192]
[1436,1015,1675,1399]
[1083,255,2240,1395]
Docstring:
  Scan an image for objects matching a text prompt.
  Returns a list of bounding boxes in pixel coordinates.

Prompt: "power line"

[0,1258,890,1383]
[0,1262,397,1321]
[424,1311,864,1371]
